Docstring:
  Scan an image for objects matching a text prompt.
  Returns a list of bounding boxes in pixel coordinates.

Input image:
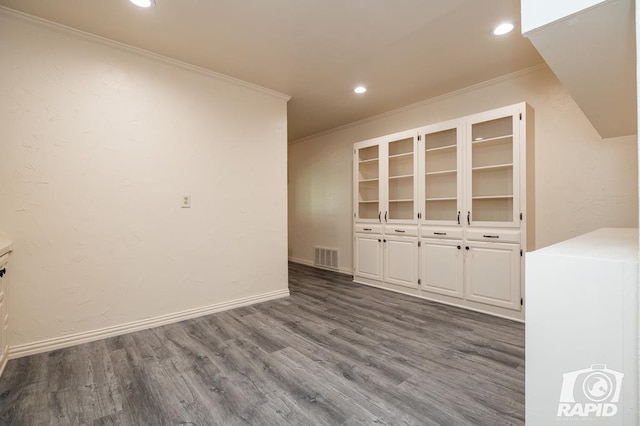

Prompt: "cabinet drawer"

[355,224,382,235]
[385,225,418,237]
[421,227,463,240]
[466,229,521,244]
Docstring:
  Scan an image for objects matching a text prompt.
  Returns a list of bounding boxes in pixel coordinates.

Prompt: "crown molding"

[0,6,291,102]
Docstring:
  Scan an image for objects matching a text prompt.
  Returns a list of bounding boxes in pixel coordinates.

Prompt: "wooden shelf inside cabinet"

[388,152,413,159]
[389,199,414,203]
[359,159,379,165]
[425,144,456,153]
[389,174,413,180]
[472,195,513,200]
[425,169,456,176]
[471,163,513,171]
[359,178,380,183]
[425,197,457,201]
[471,134,513,145]
[359,200,380,203]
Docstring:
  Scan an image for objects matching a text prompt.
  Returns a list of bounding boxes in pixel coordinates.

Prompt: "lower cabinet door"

[421,239,463,299]
[464,241,521,310]
[384,236,419,289]
[354,234,382,281]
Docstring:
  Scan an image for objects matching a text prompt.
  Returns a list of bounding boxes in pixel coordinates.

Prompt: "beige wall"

[0,12,289,351]
[289,66,638,272]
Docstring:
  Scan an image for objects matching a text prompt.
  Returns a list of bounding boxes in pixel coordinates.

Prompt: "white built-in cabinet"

[353,103,534,321]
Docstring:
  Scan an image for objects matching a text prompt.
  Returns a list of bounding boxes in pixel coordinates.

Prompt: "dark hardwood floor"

[0,262,525,425]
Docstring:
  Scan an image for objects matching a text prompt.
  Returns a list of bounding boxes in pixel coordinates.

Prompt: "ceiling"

[0,0,544,141]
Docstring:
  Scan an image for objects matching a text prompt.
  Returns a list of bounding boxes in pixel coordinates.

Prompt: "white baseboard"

[288,256,353,276]
[8,288,290,359]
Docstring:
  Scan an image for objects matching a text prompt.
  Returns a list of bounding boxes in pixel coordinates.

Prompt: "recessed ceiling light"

[493,22,514,36]
[130,0,155,8]
[354,86,367,94]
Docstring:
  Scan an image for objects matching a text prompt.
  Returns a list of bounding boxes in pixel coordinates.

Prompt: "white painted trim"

[289,63,548,145]
[0,6,291,102]
[8,289,290,359]
[288,256,353,276]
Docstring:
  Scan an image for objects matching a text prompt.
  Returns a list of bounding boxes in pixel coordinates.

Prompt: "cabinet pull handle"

[465,246,470,250]
[378,239,382,243]
[394,229,405,233]
[457,211,460,225]
[467,211,470,225]
[363,228,372,231]
[0,268,5,278]
[483,235,500,239]
[383,239,387,243]
[434,232,447,236]
[384,211,388,222]
[378,211,381,222]
[457,245,461,249]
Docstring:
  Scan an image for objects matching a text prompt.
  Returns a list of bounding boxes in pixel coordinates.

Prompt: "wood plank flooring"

[0,262,525,425]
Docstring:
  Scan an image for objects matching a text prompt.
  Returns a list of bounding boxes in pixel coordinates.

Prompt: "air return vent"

[314,247,339,270]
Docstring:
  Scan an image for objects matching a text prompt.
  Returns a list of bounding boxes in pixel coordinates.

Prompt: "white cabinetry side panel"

[525,228,638,425]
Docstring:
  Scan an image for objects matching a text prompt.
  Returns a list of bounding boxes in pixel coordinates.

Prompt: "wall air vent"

[314,247,339,270]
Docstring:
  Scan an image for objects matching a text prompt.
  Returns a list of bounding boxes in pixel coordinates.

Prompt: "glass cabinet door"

[355,144,381,221]
[423,125,461,224]
[386,136,416,222]
[467,112,519,226]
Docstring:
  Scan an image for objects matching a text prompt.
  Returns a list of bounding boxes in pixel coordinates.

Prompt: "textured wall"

[288,66,638,271]
[0,12,289,348]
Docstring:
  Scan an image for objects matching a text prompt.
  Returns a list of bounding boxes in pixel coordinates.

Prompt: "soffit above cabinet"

[522,0,637,138]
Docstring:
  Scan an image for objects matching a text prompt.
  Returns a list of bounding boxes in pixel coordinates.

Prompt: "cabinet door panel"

[386,134,418,223]
[420,122,463,226]
[466,108,521,228]
[354,141,382,223]
[421,239,463,298]
[465,242,520,310]
[354,235,382,280]
[384,237,418,288]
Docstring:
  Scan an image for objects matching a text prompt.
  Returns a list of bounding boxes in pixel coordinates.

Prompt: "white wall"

[288,66,638,272]
[0,11,289,353]
[521,0,606,33]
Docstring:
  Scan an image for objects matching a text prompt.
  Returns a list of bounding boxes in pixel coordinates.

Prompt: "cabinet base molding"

[8,288,290,360]
[353,276,524,322]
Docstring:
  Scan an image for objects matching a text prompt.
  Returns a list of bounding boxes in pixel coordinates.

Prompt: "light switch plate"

[182,194,191,208]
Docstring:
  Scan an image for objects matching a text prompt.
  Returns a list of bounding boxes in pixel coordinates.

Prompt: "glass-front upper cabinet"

[354,141,381,222]
[466,108,520,227]
[354,132,418,223]
[420,122,463,225]
[386,135,417,222]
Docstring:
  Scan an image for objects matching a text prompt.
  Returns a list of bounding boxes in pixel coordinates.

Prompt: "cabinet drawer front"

[385,225,418,237]
[355,224,382,234]
[421,227,463,240]
[466,229,520,243]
